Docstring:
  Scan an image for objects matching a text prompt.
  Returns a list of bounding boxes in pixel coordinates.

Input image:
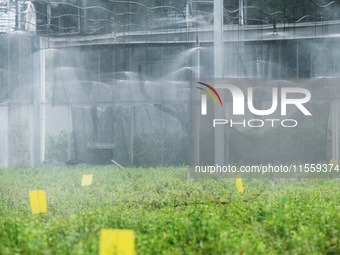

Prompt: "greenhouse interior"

[0,0,340,168]
[1,1,340,255]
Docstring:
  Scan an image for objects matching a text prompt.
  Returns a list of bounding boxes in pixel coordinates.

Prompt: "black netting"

[68,80,189,166]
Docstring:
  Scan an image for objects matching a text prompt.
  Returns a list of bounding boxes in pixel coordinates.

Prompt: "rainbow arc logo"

[196,82,222,115]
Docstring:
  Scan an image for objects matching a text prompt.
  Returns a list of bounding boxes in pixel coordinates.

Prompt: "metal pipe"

[214,0,225,165]
[239,0,244,25]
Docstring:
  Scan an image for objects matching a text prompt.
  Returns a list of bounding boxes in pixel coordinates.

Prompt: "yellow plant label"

[236,176,244,193]
[81,174,93,186]
[100,229,135,255]
[29,190,47,214]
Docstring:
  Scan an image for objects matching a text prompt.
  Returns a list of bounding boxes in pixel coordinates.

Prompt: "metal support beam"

[40,46,46,163]
[239,0,244,25]
[214,0,225,166]
[332,100,339,162]
[193,35,201,168]
[33,39,46,166]
[45,21,340,48]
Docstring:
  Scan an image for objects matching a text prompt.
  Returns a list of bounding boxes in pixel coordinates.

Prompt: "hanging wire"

[1,0,339,35]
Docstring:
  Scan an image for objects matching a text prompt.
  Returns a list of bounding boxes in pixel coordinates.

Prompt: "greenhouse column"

[33,39,46,166]
[332,100,339,162]
[239,0,244,25]
[214,0,225,165]
[40,45,46,163]
[193,36,200,167]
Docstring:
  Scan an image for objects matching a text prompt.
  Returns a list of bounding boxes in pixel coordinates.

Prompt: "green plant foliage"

[45,130,69,162]
[0,167,339,254]
[133,131,188,167]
